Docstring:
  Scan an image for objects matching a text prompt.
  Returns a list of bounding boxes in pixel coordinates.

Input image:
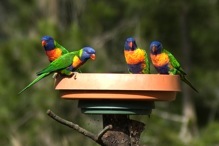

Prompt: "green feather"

[54,41,82,73]
[54,41,69,54]
[143,49,150,74]
[19,51,79,94]
[19,48,84,94]
[37,51,79,75]
[180,75,199,93]
[18,72,50,94]
[163,49,187,75]
[163,49,198,93]
[19,47,94,94]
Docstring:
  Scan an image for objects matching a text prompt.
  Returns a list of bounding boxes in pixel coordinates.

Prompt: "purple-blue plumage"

[41,36,55,51]
[154,64,169,74]
[127,62,144,73]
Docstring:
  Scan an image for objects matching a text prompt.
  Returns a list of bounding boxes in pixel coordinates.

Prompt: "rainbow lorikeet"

[42,35,75,80]
[41,35,82,73]
[124,37,150,74]
[18,47,96,94]
[41,35,69,62]
[149,41,198,93]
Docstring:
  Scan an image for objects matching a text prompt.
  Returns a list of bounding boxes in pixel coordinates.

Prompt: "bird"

[41,35,81,75]
[18,47,96,94]
[41,35,69,62]
[149,40,198,93]
[124,37,150,74]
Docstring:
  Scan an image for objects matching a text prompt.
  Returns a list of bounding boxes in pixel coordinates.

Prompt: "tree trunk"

[101,115,145,146]
[179,1,199,143]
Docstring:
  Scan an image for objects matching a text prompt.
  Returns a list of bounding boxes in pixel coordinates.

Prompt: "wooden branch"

[97,125,113,139]
[47,109,112,145]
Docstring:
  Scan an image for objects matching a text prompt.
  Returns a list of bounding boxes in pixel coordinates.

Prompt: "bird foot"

[72,72,78,79]
[52,73,59,79]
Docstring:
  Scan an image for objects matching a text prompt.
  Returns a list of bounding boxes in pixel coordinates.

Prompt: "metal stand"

[78,100,155,115]
[78,100,154,146]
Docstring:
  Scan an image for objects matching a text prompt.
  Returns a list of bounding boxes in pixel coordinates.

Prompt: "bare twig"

[47,109,97,140]
[47,109,112,145]
[97,125,113,139]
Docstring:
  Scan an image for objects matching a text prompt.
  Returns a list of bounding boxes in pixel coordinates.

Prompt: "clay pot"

[55,73,181,101]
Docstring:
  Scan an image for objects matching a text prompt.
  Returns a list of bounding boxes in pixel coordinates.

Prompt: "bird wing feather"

[163,49,186,75]
[37,51,78,75]
[54,41,69,54]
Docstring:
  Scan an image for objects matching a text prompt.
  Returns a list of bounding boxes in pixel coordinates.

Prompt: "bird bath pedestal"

[53,73,181,146]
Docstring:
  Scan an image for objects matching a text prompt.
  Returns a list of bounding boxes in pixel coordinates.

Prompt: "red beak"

[152,46,156,52]
[90,54,96,60]
[42,40,46,46]
[128,42,133,48]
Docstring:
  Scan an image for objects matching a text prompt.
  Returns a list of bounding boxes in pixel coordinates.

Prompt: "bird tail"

[180,75,199,93]
[18,72,50,94]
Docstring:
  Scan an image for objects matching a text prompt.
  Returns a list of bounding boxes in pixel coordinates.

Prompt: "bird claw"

[72,72,78,79]
[52,73,58,79]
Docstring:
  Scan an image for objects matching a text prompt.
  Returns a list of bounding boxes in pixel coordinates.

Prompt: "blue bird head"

[81,47,96,61]
[41,36,55,51]
[150,41,163,55]
[124,37,137,51]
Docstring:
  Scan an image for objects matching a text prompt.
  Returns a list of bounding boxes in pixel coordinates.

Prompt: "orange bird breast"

[72,56,83,68]
[124,48,145,64]
[45,48,62,62]
[150,53,170,67]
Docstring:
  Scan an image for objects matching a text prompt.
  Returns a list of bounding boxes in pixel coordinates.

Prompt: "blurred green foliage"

[0,0,219,145]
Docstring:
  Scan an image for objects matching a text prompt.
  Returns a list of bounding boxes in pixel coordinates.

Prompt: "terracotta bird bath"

[54,73,181,114]
[53,73,181,145]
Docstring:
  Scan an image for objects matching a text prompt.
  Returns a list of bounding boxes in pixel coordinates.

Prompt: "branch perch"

[47,109,112,145]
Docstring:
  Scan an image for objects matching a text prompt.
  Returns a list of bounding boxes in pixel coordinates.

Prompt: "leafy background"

[1,0,219,145]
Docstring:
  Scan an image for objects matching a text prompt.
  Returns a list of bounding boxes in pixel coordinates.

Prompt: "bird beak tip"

[41,40,46,46]
[128,42,133,48]
[90,54,96,60]
[152,46,156,52]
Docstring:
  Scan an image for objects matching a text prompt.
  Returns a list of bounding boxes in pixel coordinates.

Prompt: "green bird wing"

[54,41,83,73]
[143,49,150,74]
[37,51,79,75]
[163,49,186,75]
[163,49,198,92]
[54,40,69,54]
[18,72,50,94]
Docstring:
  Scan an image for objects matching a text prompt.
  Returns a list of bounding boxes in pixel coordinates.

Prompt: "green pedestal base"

[78,100,155,115]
